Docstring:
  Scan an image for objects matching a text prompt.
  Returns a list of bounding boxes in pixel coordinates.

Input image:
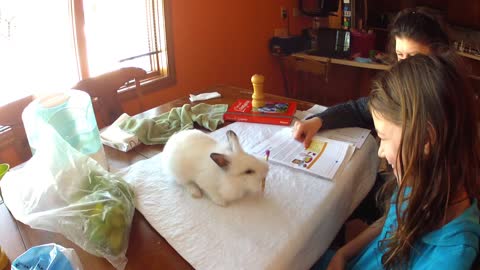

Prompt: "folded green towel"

[119,103,228,145]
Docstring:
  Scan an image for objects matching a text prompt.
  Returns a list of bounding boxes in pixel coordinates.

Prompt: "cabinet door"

[447,0,480,29]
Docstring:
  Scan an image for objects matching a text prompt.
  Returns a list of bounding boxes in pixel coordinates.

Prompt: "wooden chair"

[0,96,34,167]
[73,67,147,127]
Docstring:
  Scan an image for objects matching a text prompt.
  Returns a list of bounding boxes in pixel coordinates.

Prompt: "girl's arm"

[337,217,385,261]
[308,97,374,130]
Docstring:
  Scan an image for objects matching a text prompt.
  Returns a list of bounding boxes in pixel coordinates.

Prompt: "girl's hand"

[326,250,348,270]
[292,117,323,148]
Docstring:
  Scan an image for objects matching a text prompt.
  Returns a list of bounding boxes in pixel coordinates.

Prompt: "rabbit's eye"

[244,169,255,175]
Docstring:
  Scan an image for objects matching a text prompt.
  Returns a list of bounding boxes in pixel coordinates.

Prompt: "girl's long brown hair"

[368,54,480,269]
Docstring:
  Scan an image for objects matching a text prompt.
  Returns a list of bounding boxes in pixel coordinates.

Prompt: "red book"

[223,99,297,126]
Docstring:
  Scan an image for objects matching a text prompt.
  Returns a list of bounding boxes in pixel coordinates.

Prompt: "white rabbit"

[162,129,268,206]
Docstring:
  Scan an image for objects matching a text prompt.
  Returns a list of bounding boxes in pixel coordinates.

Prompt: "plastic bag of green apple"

[0,121,135,270]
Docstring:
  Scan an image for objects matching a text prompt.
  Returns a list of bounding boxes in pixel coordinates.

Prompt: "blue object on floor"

[12,244,75,270]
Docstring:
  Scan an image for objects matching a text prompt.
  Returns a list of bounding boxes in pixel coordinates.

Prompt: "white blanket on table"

[120,122,379,270]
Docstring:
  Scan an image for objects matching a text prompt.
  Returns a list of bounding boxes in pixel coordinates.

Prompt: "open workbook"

[250,128,360,180]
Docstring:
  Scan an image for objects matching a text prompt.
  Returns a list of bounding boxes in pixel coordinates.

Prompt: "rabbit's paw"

[186,183,203,198]
[210,195,227,207]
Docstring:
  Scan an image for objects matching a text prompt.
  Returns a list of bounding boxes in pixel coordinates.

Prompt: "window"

[0,0,174,106]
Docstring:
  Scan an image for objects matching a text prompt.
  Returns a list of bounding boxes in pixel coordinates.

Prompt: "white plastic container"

[22,90,108,169]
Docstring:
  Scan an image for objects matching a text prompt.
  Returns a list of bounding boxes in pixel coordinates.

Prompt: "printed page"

[293,104,371,149]
[294,104,328,120]
[251,128,352,180]
[318,127,371,149]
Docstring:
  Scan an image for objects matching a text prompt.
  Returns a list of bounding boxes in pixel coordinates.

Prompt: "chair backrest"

[0,96,34,166]
[73,67,147,127]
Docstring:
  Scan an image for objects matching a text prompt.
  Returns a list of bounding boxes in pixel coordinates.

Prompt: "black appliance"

[309,28,351,58]
[269,36,307,55]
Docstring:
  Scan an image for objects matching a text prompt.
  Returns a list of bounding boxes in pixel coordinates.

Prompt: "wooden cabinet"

[369,0,480,29]
[446,0,480,29]
[280,54,385,105]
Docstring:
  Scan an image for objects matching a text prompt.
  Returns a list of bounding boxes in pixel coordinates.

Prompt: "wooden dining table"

[0,85,316,270]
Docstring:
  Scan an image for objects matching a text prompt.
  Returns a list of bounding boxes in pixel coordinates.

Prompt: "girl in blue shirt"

[316,55,480,269]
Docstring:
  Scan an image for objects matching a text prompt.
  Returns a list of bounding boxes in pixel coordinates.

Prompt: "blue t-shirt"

[347,198,480,269]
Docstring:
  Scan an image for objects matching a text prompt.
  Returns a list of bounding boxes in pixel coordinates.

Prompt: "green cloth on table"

[119,103,228,145]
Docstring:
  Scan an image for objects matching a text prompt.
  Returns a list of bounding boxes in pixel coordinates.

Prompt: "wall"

[124,0,338,113]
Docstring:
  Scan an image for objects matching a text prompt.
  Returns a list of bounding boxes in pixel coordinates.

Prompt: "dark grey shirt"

[308,96,374,130]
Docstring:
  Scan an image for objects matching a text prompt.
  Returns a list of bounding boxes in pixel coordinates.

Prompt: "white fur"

[162,129,269,206]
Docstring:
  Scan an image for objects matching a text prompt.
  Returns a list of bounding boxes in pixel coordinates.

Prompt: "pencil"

[262,149,270,193]
[265,149,270,161]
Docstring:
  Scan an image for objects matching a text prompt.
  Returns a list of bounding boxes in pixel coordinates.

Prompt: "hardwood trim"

[458,51,480,62]
[72,0,89,79]
[292,52,391,71]
[117,75,176,102]
[160,0,176,90]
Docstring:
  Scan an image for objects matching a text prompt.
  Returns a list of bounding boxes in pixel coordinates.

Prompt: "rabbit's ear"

[226,130,243,153]
[210,153,230,170]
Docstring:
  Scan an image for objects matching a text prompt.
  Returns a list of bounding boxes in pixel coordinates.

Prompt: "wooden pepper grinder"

[251,74,265,109]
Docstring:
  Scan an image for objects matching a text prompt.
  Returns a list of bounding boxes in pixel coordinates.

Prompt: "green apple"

[106,207,126,229]
[109,228,125,255]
